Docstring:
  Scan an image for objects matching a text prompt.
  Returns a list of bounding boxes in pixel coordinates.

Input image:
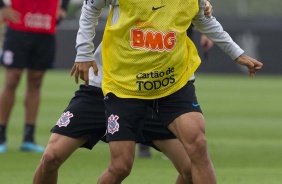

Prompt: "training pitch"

[0,69,281,184]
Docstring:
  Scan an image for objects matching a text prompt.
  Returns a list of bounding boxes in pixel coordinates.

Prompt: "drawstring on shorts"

[151,99,159,118]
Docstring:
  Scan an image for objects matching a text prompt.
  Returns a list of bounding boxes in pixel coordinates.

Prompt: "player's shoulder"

[84,0,111,9]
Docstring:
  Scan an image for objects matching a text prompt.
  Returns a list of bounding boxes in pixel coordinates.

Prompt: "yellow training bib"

[102,0,201,99]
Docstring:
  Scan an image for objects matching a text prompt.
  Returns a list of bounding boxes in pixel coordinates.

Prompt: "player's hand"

[204,0,213,18]
[200,34,213,52]
[57,8,67,19]
[57,8,67,24]
[235,55,263,77]
[70,61,98,86]
[0,6,21,23]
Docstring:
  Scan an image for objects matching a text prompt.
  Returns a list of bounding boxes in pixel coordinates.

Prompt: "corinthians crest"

[107,114,120,134]
[56,111,73,127]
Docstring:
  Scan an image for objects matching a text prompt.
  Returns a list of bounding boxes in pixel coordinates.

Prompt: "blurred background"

[55,0,282,74]
[0,1,281,183]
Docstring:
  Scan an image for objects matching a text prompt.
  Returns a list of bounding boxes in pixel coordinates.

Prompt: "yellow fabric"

[102,0,201,99]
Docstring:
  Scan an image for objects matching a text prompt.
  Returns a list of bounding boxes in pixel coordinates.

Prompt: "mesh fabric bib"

[102,0,201,99]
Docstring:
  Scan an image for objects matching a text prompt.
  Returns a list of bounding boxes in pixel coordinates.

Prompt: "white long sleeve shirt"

[76,0,244,87]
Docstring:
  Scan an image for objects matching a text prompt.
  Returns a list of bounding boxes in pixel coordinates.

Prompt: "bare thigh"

[168,112,206,152]
[153,139,191,174]
[44,133,88,162]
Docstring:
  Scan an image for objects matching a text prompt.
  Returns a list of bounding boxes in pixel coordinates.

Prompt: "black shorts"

[51,85,176,150]
[51,85,106,149]
[0,27,55,70]
[141,109,176,150]
[104,80,202,143]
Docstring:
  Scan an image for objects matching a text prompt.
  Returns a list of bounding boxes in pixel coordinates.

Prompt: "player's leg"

[143,107,192,184]
[0,68,23,152]
[169,112,216,184]
[168,112,216,184]
[0,68,22,123]
[33,84,106,184]
[98,93,146,184]
[25,69,45,124]
[20,32,55,152]
[98,141,136,184]
[0,28,26,153]
[20,69,46,152]
[153,139,193,184]
[159,81,216,184]
[33,133,87,184]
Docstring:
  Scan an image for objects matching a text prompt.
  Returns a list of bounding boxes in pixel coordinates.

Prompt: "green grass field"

[0,69,281,184]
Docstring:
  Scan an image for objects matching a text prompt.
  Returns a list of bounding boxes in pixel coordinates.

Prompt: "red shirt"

[8,0,59,34]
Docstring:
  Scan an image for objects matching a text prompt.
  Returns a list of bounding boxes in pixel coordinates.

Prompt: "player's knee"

[4,78,20,91]
[189,134,208,158]
[179,165,192,182]
[40,152,63,172]
[108,161,133,179]
[28,78,43,90]
[4,71,21,90]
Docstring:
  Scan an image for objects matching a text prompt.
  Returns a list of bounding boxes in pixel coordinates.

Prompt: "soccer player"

[33,43,194,184]
[0,0,70,153]
[73,0,263,184]
[33,2,214,183]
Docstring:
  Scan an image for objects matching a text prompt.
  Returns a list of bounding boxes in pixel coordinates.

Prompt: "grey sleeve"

[75,0,112,62]
[192,0,244,60]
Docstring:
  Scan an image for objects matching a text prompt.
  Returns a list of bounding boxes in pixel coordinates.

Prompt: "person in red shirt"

[0,0,70,153]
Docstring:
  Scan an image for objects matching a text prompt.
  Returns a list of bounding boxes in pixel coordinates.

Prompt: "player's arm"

[201,0,214,52]
[57,0,70,24]
[193,0,243,60]
[71,0,111,85]
[192,0,263,76]
[0,0,20,23]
